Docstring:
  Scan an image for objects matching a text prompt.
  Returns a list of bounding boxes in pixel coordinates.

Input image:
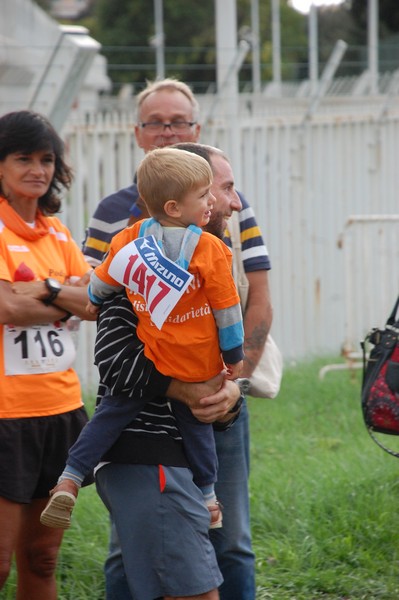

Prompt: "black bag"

[361,296,399,457]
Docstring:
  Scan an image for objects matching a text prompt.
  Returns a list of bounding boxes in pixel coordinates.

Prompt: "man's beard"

[204,210,226,240]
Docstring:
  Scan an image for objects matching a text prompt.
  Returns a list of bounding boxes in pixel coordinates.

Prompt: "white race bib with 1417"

[109,235,193,329]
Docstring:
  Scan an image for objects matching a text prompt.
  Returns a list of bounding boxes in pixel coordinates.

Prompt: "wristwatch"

[228,378,251,413]
[43,278,62,305]
[235,377,251,395]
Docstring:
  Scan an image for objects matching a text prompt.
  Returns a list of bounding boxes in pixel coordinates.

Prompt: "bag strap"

[367,425,399,459]
[361,294,399,365]
[227,212,249,310]
[387,295,399,326]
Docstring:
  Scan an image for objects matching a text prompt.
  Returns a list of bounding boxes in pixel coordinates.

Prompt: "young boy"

[40,148,244,530]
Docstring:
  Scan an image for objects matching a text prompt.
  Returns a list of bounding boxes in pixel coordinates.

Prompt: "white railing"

[320,215,399,379]
[341,215,399,353]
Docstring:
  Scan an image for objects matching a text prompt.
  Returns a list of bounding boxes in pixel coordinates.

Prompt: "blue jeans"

[103,400,255,600]
[210,399,256,600]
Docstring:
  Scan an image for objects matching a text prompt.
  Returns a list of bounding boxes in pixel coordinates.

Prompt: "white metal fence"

[340,215,399,353]
[61,100,399,387]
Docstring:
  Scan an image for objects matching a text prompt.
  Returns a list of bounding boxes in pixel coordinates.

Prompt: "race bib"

[4,321,77,375]
[109,235,193,329]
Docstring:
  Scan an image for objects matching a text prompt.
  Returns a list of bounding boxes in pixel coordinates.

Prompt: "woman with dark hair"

[0,110,96,599]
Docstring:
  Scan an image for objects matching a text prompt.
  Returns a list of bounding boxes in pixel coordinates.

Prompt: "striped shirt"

[82,183,139,267]
[95,291,189,467]
[223,192,271,273]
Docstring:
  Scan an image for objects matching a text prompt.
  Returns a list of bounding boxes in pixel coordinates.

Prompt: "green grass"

[251,357,399,600]
[2,356,399,599]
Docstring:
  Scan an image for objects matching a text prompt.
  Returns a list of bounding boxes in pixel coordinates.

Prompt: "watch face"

[43,277,62,305]
[47,278,62,292]
[237,378,251,395]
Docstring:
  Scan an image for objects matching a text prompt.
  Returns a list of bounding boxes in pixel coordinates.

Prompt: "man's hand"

[167,371,240,423]
[11,280,49,301]
[191,379,241,423]
[167,371,225,406]
[225,359,243,380]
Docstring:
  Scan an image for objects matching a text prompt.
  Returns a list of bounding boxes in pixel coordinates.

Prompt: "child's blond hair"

[137,147,212,218]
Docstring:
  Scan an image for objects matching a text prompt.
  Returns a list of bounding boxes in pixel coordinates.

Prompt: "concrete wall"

[0,0,110,129]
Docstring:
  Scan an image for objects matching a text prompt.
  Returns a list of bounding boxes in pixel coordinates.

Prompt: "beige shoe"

[40,480,79,529]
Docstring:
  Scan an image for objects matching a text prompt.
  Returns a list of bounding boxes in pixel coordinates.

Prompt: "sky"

[290,0,345,14]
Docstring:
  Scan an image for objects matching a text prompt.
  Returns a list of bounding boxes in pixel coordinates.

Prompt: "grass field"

[2,356,399,599]
[251,357,399,600]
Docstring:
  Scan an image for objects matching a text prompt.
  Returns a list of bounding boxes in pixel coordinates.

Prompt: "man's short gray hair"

[135,78,200,122]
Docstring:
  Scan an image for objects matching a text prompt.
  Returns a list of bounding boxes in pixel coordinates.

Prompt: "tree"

[349,0,399,73]
[90,0,217,93]
[317,5,364,76]
[350,0,399,35]
[72,0,308,94]
[36,0,399,94]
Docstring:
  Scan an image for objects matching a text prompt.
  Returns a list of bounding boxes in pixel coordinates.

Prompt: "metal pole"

[251,0,261,93]
[368,0,378,94]
[206,40,250,121]
[308,2,318,95]
[302,39,348,123]
[215,0,238,91]
[271,0,281,94]
[153,0,165,79]
[214,0,241,187]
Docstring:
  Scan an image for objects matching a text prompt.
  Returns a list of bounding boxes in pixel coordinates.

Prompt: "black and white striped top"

[94,291,189,468]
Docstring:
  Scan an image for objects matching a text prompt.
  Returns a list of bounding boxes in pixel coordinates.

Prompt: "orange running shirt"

[94,222,241,382]
[0,208,92,418]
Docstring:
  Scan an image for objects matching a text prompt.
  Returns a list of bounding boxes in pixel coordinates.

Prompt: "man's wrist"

[228,392,244,414]
[166,379,192,405]
[43,278,62,305]
[167,376,224,408]
[227,378,250,414]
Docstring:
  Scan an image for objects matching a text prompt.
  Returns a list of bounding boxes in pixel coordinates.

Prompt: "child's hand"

[225,360,243,380]
[86,300,100,315]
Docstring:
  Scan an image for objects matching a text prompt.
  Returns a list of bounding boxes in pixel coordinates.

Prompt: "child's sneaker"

[40,479,79,529]
[207,500,223,529]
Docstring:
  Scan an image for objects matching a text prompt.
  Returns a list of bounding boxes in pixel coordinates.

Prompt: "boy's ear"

[164,199,181,217]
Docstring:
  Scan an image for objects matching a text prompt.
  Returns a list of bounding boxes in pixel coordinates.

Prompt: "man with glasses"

[139,119,197,132]
[82,79,272,600]
[82,79,201,267]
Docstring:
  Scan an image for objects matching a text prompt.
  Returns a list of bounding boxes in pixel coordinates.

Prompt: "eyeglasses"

[139,121,197,133]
